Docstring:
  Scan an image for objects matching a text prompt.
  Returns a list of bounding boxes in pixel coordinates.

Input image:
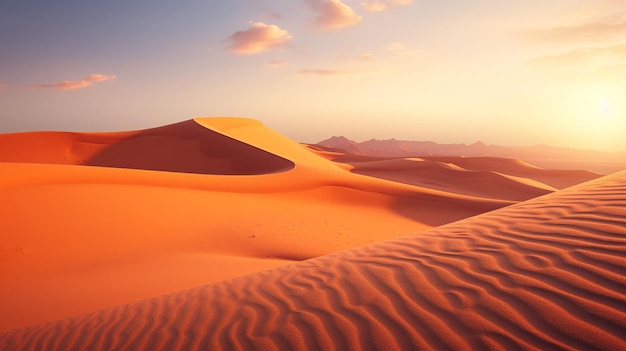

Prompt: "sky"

[1,0,625,151]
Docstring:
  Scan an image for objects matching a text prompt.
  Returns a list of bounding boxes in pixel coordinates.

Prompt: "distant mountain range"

[315,136,626,175]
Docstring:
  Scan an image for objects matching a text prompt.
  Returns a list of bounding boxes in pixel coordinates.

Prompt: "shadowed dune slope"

[420,156,602,189]
[87,120,295,175]
[0,118,516,332]
[306,146,601,201]
[0,119,294,175]
[347,158,556,201]
[321,151,602,190]
[2,171,624,350]
[0,161,510,331]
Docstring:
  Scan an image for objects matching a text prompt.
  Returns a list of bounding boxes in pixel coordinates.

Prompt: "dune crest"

[0,119,295,175]
[316,135,626,174]
[346,157,556,201]
[2,117,618,346]
[306,146,602,201]
[0,118,518,331]
[1,170,624,350]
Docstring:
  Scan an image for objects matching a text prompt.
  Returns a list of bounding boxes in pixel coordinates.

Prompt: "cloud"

[228,21,292,54]
[524,12,626,44]
[361,0,413,12]
[267,60,288,68]
[528,45,626,78]
[523,6,626,80]
[387,42,419,57]
[35,80,93,90]
[305,0,362,30]
[32,74,116,91]
[83,74,116,83]
[298,68,360,76]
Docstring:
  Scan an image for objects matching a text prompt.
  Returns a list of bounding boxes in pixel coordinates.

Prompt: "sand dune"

[1,117,619,349]
[1,169,624,350]
[0,118,515,331]
[316,150,602,190]
[419,156,601,189]
[316,135,626,175]
[346,157,556,201]
[306,146,602,201]
[0,119,294,175]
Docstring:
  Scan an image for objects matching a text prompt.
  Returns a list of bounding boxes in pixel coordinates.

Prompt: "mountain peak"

[471,141,487,147]
[316,136,361,154]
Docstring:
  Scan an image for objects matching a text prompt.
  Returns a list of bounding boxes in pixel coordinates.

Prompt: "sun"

[598,98,611,114]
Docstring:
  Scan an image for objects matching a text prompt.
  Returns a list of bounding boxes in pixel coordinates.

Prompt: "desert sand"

[316,136,626,175]
[0,118,624,350]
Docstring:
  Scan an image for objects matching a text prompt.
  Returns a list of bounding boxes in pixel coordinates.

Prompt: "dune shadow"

[85,120,295,175]
[390,193,511,228]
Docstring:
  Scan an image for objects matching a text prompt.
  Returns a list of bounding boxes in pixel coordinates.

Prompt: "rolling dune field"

[1,118,623,350]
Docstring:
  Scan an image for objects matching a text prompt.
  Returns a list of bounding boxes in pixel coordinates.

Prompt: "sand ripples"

[2,173,625,350]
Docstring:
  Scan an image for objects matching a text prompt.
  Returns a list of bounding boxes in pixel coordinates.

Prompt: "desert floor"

[1,118,624,350]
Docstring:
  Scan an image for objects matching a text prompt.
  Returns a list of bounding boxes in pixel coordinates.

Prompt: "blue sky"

[1,0,625,151]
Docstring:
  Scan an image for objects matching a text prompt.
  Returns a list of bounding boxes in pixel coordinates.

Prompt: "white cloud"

[228,22,293,54]
[387,42,419,57]
[528,45,626,78]
[523,6,626,45]
[305,0,362,30]
[83,74,116,83]
[31,74,116,91]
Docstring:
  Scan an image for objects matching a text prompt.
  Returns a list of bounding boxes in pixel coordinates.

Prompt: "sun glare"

[598,98,611,114]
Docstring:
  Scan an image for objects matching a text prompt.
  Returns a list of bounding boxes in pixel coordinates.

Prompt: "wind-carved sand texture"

[307,147,602,199]
[0,117,623,350]
[1,118,516,331]
[0,169,624,350]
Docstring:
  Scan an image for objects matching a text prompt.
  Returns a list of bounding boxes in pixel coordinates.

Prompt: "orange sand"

[1,117,622,350]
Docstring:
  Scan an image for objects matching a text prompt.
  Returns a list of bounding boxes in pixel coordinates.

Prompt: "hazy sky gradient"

[1,0,625,151]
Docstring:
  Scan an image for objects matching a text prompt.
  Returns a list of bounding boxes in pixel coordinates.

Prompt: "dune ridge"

[306,146,603,202]
[2,170,624,350]
[315,150,602,190]
[0,117,564,208]
[418,156,601,189]
[0,119,295,175]
[345,157,556,201]
[1,118,520,331]
[316,135,626,175]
